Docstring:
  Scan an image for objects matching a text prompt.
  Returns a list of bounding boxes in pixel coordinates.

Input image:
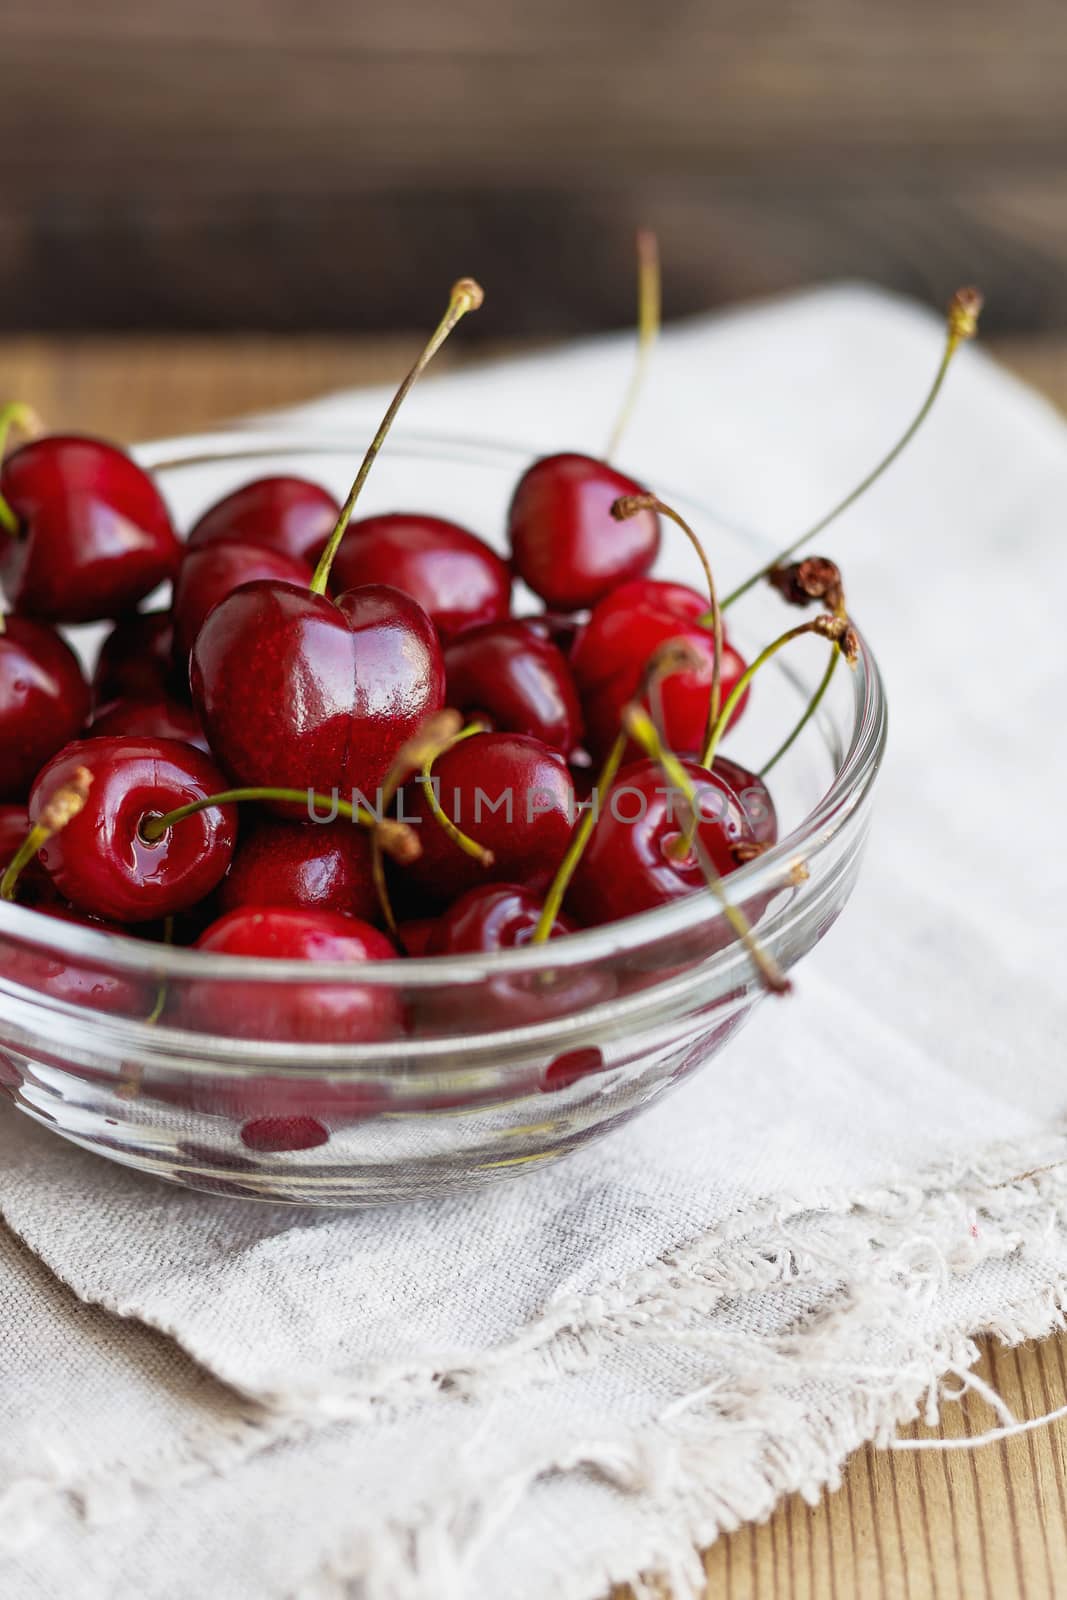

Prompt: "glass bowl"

[0,433,886,1205]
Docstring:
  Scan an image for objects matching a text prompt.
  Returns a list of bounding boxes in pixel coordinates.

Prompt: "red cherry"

[711,755,778,849]
[0,905,149,1014]
[0,805,59,905]
[240,1115,331,1153]
[508,453,660,611]
[540,1047,607,1093]
[396,916,438,957]
[572,579,749,758]
[326,513,511,640]
[91,695,211,754]
[443,620,584,755]
[186,476,341,566]
[426,882,576,955]
[190,580,445,814]
[172,540,312,667]
[400,732,575,906]
[93,610,184,706]
[29,736,237,923]
[219,814,378,921]
[0,616,91,801]
[180,907,400,1042]
[566,757,755,927]
[0,436,180,622]
[518,610,587,658]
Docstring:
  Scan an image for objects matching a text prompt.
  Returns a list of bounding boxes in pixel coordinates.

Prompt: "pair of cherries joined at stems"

[0,275,985,1081]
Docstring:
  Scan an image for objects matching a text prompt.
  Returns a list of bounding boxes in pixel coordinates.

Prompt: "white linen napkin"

[2,284,1066,1600]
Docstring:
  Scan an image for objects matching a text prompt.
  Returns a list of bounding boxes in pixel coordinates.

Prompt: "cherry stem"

[622,705,791,997]
[606,229,661,461]
[759,647,839,777]
[0,401,43,537]
[532,729,628,945]
[310,279,484,596]
[418,721,495,868]
[140,914,176,1036]
[370,709,465,937]
[719,285,983,612]
[613,492,724,734]
[701,614,854,773]
[140,787,419,864]
[0,765,93,902]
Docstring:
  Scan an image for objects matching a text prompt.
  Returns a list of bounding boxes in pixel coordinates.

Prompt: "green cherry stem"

[0,765,92,903]
[719,286,984,613]
[0,401,43,536]
[531,729,628,945]
[701,615,855,773]
[622,705,790,997]
[369,709,466,937]
[310,278,484,596]
[418,720,495,868]
[606,229,661,462]
[613,491,724,734]
[759,647,839,778]
[139,788,419,864]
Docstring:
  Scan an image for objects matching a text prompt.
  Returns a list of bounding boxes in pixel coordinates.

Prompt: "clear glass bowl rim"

[0,429,888,989]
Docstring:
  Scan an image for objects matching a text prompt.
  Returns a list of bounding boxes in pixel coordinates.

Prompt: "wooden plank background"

[3,0,1067,333]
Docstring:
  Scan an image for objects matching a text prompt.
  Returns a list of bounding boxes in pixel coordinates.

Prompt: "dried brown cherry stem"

[613,492,725,735]
[719,286,983,612]
[622,704,791,997]
[310,278,484,595]
[0,765,92,902]
[606,229,661,461]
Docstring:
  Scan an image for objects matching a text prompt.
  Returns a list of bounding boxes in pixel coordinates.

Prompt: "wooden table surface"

[2,331,1065,1600]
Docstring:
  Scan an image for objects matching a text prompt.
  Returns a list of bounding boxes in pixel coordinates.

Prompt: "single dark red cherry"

[0,616,91,801]
[180,907,400,1043]
[190,580,445,813]
[29,736,237,922]
[186,476,341,566]
[540,1047,608,1093]
[0,804,59,905]
[172,540,312,667]
[327,513,511,640]
[401,732,575,906]
[93,611,183,706]
[240,1115,330,1153]
[566,757,756,927]
[218,814,378,921]
[91,695,211,754]
[711,755,778,849]
[443,620,584,755]
[508,453,660,611]
[571,579,749,758]
[427,882,576,955]
[419,883,613,1034]
[0,905,150,1015]
[0,436,180,623]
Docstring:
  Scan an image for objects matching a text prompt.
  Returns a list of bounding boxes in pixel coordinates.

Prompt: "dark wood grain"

[3,0,1067,332]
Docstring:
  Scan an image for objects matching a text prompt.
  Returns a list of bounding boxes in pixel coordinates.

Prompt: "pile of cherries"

[1,276,978,1074]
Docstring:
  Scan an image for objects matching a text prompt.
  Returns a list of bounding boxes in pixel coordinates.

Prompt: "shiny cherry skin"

[91,695,211,754]
[0,804,58,905]
[518,610,587,658]
[93,611,182,705]
[0,905,150,1015]
[566,757,756,928]
[190,580,445,813]
[218,815,378,922]
[172,540,312,666]
[400,732,575,906]
[180,907,400,1043]
[30,736,237,923]
[396,916,437,957]
[186,476,341,566]
[327,513,511,640]
[0,616,91,801]
[443,620,584,755]
[427,882,576,955]
[571,579,749,759]
[508,453,660,611]
[711,755,778,849]
[0,436,180,623]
